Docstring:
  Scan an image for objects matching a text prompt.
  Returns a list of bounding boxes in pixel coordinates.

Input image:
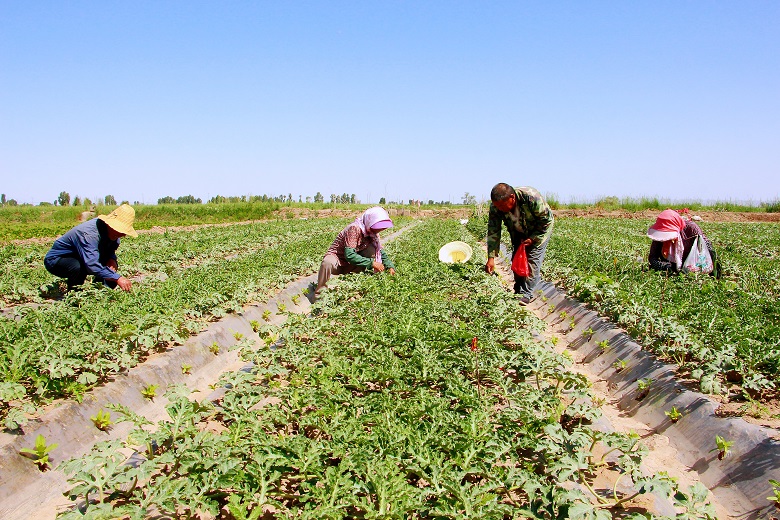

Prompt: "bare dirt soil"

[554,208,780,223]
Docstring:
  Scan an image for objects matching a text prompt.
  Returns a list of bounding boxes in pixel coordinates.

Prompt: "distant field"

[1,197,777,242]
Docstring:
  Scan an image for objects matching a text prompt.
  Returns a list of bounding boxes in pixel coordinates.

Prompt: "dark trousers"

[316,246,376,295]
[44,255,116,289]
[510,235,550,298]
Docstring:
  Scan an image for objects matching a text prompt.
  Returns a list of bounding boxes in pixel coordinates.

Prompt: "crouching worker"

[44,204,138,292]
[647,209,720,278]
[315,207,396,297]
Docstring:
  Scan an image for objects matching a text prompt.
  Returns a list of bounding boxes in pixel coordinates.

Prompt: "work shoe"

[518,296,531,306]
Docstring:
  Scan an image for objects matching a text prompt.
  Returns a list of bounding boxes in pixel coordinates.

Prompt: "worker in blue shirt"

[44,204,138,292]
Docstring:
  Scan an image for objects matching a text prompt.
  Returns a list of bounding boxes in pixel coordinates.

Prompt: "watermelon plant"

[58,219,713,518]
[469,213,780,406]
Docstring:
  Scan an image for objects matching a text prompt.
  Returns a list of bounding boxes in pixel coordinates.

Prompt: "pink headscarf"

[352,207,393,262]
[647,209,685,269]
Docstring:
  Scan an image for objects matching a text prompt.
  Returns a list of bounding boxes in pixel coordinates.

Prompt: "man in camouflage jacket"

[485,183,554,303]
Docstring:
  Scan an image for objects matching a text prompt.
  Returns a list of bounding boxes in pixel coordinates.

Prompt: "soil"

[546,326,734,519]
[554,208,780,223]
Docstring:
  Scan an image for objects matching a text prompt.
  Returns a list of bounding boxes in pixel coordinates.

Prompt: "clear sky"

[2,1,778,206]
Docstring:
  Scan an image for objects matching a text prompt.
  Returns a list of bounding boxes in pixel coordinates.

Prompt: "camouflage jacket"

[487,186,554,258]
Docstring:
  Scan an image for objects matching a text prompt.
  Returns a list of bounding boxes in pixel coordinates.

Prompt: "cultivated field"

[1,207,778,518]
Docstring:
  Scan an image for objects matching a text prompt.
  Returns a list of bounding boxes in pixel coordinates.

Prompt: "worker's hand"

[485,257,495,274]
[372,261,385,273]
[116,276,132,292]
[106,259,118,272]
[521,238,533,247]
[388,268,396,275]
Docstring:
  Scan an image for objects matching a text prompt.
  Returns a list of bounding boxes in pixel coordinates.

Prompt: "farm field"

[55,219,717,519]
[1,209,778,518]
[0,218,356,430]
[468,214,780,416]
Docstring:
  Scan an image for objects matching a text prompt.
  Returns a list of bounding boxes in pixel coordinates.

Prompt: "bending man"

[485,183,554,304]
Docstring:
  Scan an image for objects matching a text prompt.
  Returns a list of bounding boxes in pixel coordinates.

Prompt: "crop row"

[58,219,714,519]
[468,214,779,402]
[0,218,353,430]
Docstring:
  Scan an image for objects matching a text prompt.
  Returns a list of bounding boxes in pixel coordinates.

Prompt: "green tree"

[314,192,324,203]
[1,194,5,205]
[379,197,386,204]
[104,195,117,205]
[73,196,82,206]
[462,192,476,205]
[58,191,71,206]
[158,196,176,204]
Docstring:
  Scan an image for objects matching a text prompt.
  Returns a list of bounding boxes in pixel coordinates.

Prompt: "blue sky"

[1,1,778,206]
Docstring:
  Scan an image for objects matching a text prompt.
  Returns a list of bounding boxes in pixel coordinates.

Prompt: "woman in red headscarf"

[647,209,719,277]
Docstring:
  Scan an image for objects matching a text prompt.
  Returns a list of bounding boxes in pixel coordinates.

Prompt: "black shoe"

[518,296,531,306]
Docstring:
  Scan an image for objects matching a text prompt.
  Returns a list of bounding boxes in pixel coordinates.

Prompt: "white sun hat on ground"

[438,241,473,264]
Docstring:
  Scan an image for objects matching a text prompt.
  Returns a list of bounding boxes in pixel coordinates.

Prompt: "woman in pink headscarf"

[315,207,396,297]
[647,209,719,277]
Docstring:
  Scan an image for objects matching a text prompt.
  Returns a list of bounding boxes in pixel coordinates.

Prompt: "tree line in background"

[0,190,459,208]
[1,191,778,212]
[0,192,122,208]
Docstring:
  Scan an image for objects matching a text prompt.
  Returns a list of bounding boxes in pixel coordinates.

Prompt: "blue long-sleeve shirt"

[44,219,121,281]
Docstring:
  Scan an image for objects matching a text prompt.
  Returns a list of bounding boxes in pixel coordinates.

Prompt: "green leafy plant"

[233,331,244,341]
[291,294,300,305]
[20,434,58,470]
[249,320,261,333]
[90,409,113,431]
[636,378,652,400]
[597,339,610,350]
[712,435,734,460]
[665,406,683,423]
[181,364,192,375]
[141,384,159,400]
[262,309,272,321]
[582,327,594,338]
[613,359,627,372]
[209,341,220,355]
[277,303,287,314]
[53,218,705,517]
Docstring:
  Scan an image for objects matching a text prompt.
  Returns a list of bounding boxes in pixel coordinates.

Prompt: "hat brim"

[370,220,393,231]
[438,241,473,263]
[99,215,138,237]
[647,228,677,242]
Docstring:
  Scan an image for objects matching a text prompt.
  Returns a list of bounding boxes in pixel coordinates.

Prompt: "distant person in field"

[315,207,396,298]
[485,183,554,305]
[647,209,720,277]
[44,204,138,292]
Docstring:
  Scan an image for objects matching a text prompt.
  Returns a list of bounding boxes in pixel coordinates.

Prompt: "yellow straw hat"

[438,241,473,264]
[98,204,138,237]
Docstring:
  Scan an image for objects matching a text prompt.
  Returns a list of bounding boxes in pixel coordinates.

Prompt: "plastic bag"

[683,236,713,274]
[511,243,530,277]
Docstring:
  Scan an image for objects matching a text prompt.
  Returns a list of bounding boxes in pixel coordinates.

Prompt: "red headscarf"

[647,209,685,268]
